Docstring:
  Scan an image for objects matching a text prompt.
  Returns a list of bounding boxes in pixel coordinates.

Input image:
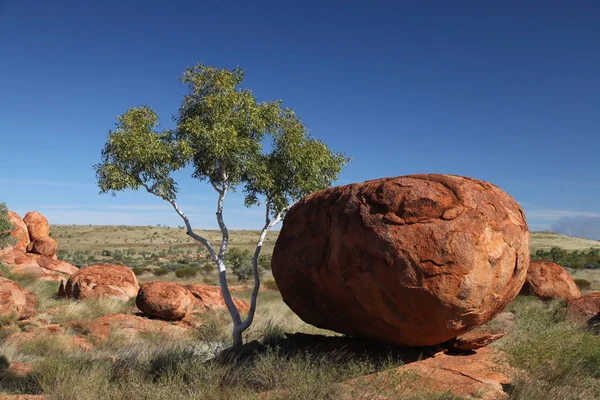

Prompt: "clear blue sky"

[1,0,599,238]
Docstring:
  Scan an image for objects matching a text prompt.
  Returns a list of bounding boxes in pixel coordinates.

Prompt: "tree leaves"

[94,63,349,219]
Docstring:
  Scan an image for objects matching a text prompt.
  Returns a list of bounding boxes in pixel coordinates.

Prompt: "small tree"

[94,63,348,349]
[0,202,16,249]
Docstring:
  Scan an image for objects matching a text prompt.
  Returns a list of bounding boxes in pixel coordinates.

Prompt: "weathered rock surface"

[447,330,506,351]
[567,292,600,322]
[186,283,250,314]
[136,281,194,320]
[0,277,36,320]
[520,261,580,301]
[0,249,77,278]
[342,348,511,400]
[23,211,50,242]
[62,264,139,301]
[6,211,29,251]
[272,174,529,346]
[26,237,58,258]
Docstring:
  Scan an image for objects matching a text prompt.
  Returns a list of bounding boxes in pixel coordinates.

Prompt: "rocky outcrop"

[272,174,529,346]
[520,261,581,301]
[26,237,58,258]
[6,211,29,251]
[136,281,194,320]
[0,250,77,279]
[1,210,75,281]
[61,264,139,301]
[0,277,36,320]
[22,211,50,242]
[567,292,600,323]
[341,348,511,400]
[186,283,250,314]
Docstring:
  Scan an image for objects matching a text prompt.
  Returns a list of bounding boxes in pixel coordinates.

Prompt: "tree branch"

[140,182,218,262]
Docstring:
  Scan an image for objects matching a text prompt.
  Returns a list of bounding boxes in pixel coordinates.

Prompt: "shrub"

[263,279,279,291]
[0,202,15,249]
[175,267,198,279]
[152,267,170,276]
[573,278,592,290]
[227,247,254,282]
[131,267,150,276]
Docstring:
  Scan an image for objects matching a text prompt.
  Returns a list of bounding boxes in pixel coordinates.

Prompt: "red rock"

[23,211,50,241]
[136,281,194,320]
[567,292,600,323]
[0,277,36,320]
[63,264,139,301]
[186,283,250,314]
[0,249,77,278]
[35,256,78,275]
[520,261,581,301]
[341,348,510,400]
[6,211,30,251]
[272,174,529,346]
[448,330,506,351]
[26,237,58,258]
[70,313,188,342]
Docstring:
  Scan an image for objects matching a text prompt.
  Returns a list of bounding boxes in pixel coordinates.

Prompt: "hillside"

[530,231,600,252]
[52,225,600,256]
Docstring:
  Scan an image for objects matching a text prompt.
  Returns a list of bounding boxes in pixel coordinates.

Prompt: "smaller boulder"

[567,292,600,323]
[63,264,139,301]
[186,283,250,314]
[520,261,581,301]
[26,237,58,258]
[23,212,50,242]
[136,281,194,320]
[0,277,36,320]
[6,211,30,251]
[447,330,506,351]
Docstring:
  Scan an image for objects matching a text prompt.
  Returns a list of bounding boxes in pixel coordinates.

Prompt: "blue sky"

[0,0,599,237]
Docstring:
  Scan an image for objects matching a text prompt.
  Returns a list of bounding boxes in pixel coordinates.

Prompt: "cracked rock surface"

[272,174,529,346]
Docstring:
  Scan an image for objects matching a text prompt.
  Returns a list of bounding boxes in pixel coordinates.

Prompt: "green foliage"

[174,266,198,279]
[131,267,150,276]
[226,247,254,282]
[152,267,170,276]
[94,106,191,199]
[533,247,600,269]
[94,62,349,218]
[0,202,16,249]
[573,278,592,290]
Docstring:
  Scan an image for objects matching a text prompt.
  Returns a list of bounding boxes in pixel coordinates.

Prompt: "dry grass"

[51,224,279,254]
[530,231,600,253]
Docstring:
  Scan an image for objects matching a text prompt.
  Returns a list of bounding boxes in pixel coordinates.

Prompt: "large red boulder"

[186,283,250,314]
[136,281,194,320]
[62,264,139,301]
[272,174,529,346]
[0,277,36,320]
[26,237,58,258]
[6,211,30,251]
[520,261,581,301]
[567,292,600,323]
[22,211,50,242]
